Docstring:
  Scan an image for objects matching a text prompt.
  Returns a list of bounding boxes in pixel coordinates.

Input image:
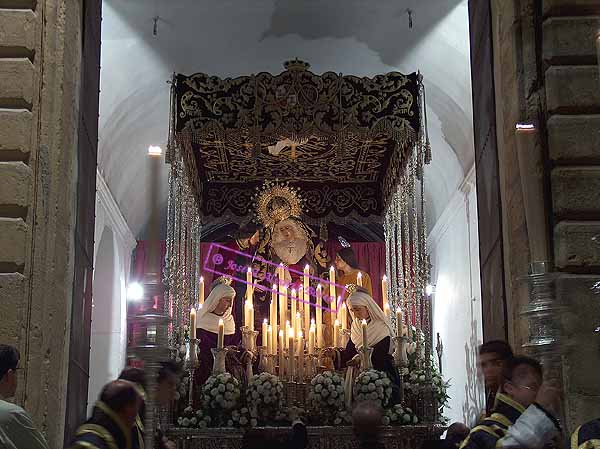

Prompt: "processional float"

[132,59,447,449]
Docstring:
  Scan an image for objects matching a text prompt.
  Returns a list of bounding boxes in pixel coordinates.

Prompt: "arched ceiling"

[98,0,474,238]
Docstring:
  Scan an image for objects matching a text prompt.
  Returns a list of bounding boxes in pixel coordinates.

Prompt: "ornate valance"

[169,59,427,222]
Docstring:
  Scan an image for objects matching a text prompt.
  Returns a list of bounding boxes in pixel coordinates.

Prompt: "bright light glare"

[148,145,162,156]
[425,284,435,296]
[515,123,535,131]
[127,282,144,301]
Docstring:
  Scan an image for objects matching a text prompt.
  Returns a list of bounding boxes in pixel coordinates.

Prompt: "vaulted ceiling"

[98,0,474,238]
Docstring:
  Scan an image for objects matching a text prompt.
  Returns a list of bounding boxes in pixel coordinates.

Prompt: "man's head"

[0,344,20,399]
[157,361,179,406]
[99,380,141,428]
[445,422,470,446]
[352,401,383,439]
[478,340,514,390]
[118,367,147,395]
[501,355,543,408]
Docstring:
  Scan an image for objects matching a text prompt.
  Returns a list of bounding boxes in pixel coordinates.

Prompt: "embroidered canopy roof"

[170,59,424,222]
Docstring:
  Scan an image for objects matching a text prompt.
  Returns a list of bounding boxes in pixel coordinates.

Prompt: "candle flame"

[247,266,252,273]
[305,264,310,270]
[148,145,162,156]
[515,123,535,131]
[279,330,284,337]
[200,276,204,283]
[263,318,268,324]
[382,274,387,281]
[335,319,339,326]
[219,318,224,325]
[361,319,367,325]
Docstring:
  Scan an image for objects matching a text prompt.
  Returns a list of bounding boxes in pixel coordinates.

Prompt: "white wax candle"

[298,332,305,381]
[267,325,273,355]
[291,289,297,334]
[333,319,340,348]
[246,266,253,301]
[340,300,347,331]
[249,303,254,331]
[396,308,403,337]
[279,330,285,378]
[303,265,310,332]
[217,319,224,349]
[316,284,323,347]
[329,266,336,316]
[381,275,388,312]
[288,329,295,379]
[361,319,368,349]
[262,319,268,348]
[384,303,391,319]
[308,323,315,355]
[357,271,363,287]
[296,312,302,336]
[190,307,197,340]
[284,320,290,349]
[199,276,205,305]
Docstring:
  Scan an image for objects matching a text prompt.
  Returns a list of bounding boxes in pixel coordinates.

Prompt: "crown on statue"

[284,58,310,71]
[214,276,233,286]
[253,180,305,228]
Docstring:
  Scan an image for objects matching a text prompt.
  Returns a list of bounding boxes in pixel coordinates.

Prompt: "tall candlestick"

[316,284,323,347]
[297,331,305,381]
[381,275,388,312]
[279,285,287,335]
[291,289,297,334]
[361,319,368,349]
[384,303,391,319]
[248,302,254,331]
[190,308,197,339]
[308,322,315,355]
[288,329,295,379]
[246,266,253,300]
[279,330,285,378]
[296,311,302,337]
[262,319,268,348]
[339,300,347,331]
[303,265,310,333]
[267,325,273,355]
[396,308,403,338]
[272,324,277,355]
[333,319,340,348]
[199,276,205,305]
[217,319,224,349]
[329,266,336,316]
[357,271,363,287]
[284,320,290,349]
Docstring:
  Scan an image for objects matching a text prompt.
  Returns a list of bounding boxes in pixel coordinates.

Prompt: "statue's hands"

[241,350,256,365]
[346,355,360,367]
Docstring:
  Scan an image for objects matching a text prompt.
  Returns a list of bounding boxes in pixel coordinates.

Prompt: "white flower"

[402,414,411,424]
[382,416,390,425]
[182,418,190,427]
[240,417,248,425]
[177,417,183,425]
[218,384,226,392]
[315,384,322,392]
[191,417,197,425]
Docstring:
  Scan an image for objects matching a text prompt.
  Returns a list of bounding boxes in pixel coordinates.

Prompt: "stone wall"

[0,1,90,447]
[486,0,600,431]
[543,1,600,429]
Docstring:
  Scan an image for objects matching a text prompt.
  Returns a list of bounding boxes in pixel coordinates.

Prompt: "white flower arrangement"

[382,404,419,426]
[308,371,345,425]
[227,406,258,428]
[176,406,212,428]
[202,373,241,411]
[353,369,393,408]
[246,372,284,422]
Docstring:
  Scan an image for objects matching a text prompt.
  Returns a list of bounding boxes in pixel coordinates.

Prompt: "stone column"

[0,1,97,447]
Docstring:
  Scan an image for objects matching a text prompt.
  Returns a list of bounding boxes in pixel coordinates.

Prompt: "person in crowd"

[241,419,307,449]
[352,401,385,449]
[571,416,600,449]
[459,355,561,449]
[0,344,50,449]
[333,288,401,402]
[69,379,142,449]
[196,279,239,386]
[445,423,471,448]
[478,340,514,416]
[119,361,179,449]
[335,247,373,298]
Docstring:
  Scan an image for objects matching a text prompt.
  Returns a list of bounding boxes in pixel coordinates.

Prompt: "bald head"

[352,401,383,438]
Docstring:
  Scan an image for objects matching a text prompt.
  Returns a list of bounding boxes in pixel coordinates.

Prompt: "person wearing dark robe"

[478,340,514,418]
[459,356,561,449]
[69,380,141,449]
[327,288,401,405]
[195,280,239,390]
[571,417,600,449]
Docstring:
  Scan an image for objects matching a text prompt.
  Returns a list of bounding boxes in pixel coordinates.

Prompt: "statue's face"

[271,219,308,265]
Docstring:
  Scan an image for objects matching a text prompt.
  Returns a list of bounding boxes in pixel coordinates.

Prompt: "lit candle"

[339,300,347,331]
[199,276,205,305]
[190,307,197,339]
[381,275,388,312]
[384,303,391,319]
[279,330,285,378]
[296,312,302,337]
[284,320,290,349]
[329,266,336,319]
[246,266,253,301]
[396,308,403,338]
[262,319,268,348]
[308,321,315,355]
[248,302,254,332]
[303,265,310,333]
[297,331,304,381]
[267,324,273,355]
[291,289,297,334]
[288,329,295,379]
[357,271,363,287]
[217,318,224,349]
[316,284,323,347]
[361,319,368,349]
[333,319,340,348]
[270,284,277,327]
[279,285,287,335]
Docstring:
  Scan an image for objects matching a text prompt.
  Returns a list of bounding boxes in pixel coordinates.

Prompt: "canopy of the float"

[167,59,429,224]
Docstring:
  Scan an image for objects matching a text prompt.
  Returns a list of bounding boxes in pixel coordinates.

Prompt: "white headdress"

[196,282,237,335]
[347,290,392,352]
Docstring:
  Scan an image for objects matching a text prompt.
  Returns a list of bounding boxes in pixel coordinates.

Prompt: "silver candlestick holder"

[258,347,269,373]
[184,338,200,406]
[211,347,228,374]
[358,346,373,372]
[392,336,409,368]
[241,326,259,353]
